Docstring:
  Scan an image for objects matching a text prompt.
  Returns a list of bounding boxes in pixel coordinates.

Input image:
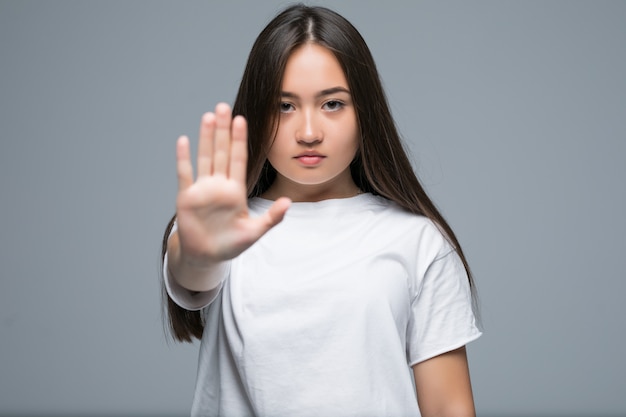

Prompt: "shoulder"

[366,195,453,258]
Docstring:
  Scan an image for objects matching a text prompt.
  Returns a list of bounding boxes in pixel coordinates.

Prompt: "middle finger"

[212,103,232,177]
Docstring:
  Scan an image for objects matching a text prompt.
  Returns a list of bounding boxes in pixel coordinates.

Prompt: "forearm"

[413,347,476,417]
[418,402,475,417]
[166,230,228,292]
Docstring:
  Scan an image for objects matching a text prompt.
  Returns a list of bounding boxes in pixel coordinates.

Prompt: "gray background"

[1,1,624,416]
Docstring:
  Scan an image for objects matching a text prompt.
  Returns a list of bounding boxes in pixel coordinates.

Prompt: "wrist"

[167,233,227,292]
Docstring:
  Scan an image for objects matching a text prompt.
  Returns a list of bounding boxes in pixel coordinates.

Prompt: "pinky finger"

[176,135,194,191]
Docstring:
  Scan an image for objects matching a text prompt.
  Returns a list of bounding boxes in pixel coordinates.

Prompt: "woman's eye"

[323,100,343,112]
[280,102,294,113]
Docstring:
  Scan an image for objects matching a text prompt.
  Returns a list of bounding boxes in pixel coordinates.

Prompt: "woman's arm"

[412,346,476,417]
[169,103,290,292]
[166,228,229,292]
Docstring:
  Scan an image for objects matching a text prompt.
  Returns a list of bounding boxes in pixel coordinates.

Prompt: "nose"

[296,108,322,145]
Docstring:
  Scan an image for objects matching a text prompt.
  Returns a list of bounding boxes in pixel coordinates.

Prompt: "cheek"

[267,130,289,159]
[343,123,360,155]
[266,147,284,168]
[342,138,359,159]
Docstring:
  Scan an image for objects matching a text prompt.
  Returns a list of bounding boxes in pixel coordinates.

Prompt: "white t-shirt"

[165,193,481,417]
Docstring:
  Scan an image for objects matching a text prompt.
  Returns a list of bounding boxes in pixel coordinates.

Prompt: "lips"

[294,151,325,166]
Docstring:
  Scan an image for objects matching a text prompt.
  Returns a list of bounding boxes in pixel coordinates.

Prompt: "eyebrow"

[280,86,351,99]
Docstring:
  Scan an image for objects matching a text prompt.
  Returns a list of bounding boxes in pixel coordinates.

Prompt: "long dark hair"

[162,4,478,342]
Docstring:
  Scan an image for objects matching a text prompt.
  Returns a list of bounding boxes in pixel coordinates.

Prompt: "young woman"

[161,4,481,417]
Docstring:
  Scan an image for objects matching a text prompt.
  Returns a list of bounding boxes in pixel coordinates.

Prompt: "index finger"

[176,135,193,191]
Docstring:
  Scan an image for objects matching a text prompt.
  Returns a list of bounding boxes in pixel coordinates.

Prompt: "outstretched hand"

[174,103,291,267]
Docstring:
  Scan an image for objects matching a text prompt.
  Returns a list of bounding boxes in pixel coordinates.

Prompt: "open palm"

[174,103,290,264]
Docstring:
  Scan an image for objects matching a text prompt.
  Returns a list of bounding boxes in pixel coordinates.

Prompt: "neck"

[261,176,361,203]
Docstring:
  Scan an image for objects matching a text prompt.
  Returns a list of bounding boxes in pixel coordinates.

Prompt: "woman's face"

[264,43,360,202]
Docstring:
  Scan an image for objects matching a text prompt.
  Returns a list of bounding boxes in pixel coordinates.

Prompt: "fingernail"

[202,113,215,123]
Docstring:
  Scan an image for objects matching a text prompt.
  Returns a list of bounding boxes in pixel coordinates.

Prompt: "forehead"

[281,43,348,93]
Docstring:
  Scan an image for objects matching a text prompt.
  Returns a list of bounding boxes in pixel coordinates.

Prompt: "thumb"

[253,197,291,236]
[266,197,292,228]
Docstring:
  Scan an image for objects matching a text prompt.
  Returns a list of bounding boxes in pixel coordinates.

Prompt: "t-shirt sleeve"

[163,254,227,311]
[407,248,482,366]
